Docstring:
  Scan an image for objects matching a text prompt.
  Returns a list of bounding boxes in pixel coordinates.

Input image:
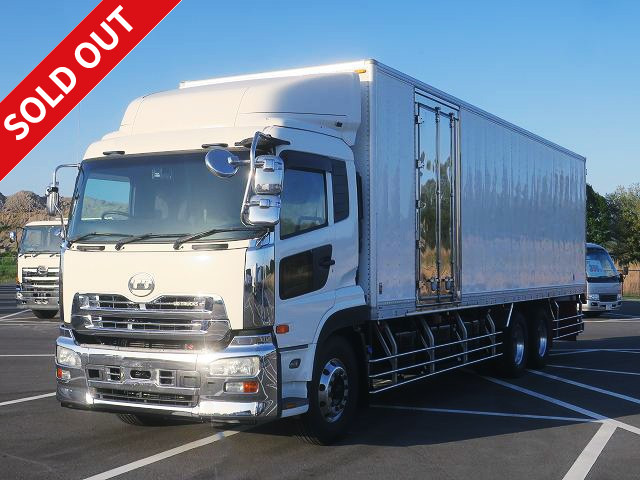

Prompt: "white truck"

[584,243,623,315]
[11,220,64,319]
[49,60,586,444]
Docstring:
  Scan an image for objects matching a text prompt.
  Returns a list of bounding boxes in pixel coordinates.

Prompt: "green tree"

[586,184,610,246]
[606,184,640,266]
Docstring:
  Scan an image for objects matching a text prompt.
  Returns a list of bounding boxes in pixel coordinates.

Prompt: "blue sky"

[0,0,638,197]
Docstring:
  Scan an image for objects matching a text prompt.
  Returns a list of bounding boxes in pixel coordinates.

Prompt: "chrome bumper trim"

[55,333,279,422]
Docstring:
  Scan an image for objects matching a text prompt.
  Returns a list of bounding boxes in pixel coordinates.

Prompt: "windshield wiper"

[67,232,129,246]
[115,233,187,250]
[173,227,267,250]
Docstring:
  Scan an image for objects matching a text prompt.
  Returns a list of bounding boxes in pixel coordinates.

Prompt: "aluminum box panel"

[459,108,585,296]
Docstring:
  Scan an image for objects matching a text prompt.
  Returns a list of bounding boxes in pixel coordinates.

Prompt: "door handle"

[319,257,335,268]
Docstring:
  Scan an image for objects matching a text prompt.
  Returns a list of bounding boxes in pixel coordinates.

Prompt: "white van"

[584,243,623,314]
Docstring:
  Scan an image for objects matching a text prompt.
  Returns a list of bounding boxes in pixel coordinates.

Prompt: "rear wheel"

[497,312,528,377]
[528,309,551,369]
[32,309,57,319]
[297,336,359,445]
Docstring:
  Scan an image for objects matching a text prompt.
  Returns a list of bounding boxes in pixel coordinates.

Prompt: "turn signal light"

[56,367,70,381]
[242,381,259,393]
[224,380,259,393]
[275,324,289,334]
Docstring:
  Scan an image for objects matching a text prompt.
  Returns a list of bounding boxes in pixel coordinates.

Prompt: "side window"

[280,251,314,299]
[331,160,349,222]
[280,245,333,300]
[280,169,327,238]
[81,177,131,220]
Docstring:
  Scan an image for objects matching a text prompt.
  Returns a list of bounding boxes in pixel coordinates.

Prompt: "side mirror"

[620,273,625,283]
[9,231,16,243]
[205,148,241,178]
[45,184,60,216]
[254,155,284,194]
[246,195,281,226]
[623,266,629,276]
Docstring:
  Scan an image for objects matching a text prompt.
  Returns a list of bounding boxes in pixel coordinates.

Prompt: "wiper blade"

[173,227,266,250]
[115,233,187,250]
[67,232,129,246]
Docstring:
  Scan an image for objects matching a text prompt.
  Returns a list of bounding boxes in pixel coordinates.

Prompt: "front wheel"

[298,336,359,445]
[32,309,57,319]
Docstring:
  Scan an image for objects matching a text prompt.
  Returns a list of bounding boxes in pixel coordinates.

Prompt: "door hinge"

[415,114,424,125]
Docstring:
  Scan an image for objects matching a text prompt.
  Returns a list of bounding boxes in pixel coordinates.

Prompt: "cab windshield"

[68,150,251,243]
[586,248,618,280]
[20,226,63,253]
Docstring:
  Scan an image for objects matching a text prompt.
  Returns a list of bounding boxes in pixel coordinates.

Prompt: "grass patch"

[0,253,17,284]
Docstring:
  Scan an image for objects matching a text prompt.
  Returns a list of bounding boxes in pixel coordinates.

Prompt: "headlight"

[209,357,260,377]
[56,346,81,368]
[587,294,599,301]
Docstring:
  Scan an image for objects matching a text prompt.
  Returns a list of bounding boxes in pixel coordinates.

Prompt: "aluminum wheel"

[537,320,548,357]
[512,323,526,366]
[317,358,349,423]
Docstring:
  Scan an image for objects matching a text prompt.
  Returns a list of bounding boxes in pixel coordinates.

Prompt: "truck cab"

[50,68,362,437]
[584,243,623,314]
[15,220,65,318]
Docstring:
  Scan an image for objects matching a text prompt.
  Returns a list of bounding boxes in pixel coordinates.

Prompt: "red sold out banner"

[0,0,181,180]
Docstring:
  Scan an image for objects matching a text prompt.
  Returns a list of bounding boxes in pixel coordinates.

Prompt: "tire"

[528,309,551,369]
[32,309,57,319]
[116,413,187,426]
[497,312,529,378]
[297,335,360,445]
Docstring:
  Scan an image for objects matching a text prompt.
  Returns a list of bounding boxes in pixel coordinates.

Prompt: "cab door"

[274,158,338,347]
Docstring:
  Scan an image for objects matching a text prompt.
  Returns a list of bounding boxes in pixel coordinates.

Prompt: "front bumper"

[583,300,622,312]
[16,285,59,311]
[55,330,279,423]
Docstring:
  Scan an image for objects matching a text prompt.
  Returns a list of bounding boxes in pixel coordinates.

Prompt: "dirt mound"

[3,191,46,213]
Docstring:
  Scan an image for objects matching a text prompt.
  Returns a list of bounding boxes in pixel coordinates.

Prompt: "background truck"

[584,243,623,315]
[11,220,64,318]
[48,59,586,444]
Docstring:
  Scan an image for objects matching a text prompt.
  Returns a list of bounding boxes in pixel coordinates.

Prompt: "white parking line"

[82,429,243,480]
[528,369,640,406]
[0,322,58,326]
[371,405,592,423]
[548,364,640,377]
[0,392,56,407]
[550,348,640,357]
[0,310,31,320]
[0,354,53,357]
[483,376,640,436]
[550,349,598,357]
[562,423,617,480]
[584,319,640,323]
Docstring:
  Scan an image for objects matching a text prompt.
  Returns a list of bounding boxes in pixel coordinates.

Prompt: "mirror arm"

[49,163,81,238]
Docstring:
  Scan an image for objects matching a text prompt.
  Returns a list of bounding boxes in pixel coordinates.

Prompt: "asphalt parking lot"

[1,284,639,480]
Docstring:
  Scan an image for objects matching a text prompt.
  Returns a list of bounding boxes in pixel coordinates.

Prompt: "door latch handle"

[319,257,335,268]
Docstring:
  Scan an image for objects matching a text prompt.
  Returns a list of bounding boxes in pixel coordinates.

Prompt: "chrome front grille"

[599,294,618,302]
[93,317,203,332]
[19,267,59,302]
[73,293,229,339]
[91,294,139,310]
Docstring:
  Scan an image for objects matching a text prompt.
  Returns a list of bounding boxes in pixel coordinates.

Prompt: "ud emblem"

[128,273,155,297]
